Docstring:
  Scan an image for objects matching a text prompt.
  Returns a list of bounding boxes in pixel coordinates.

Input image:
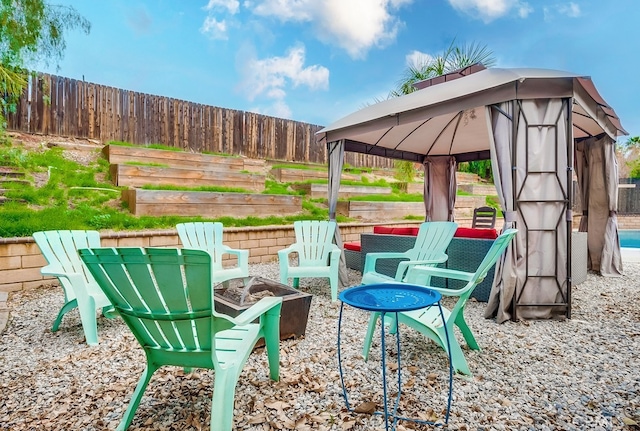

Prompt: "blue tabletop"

[339,283,441,312]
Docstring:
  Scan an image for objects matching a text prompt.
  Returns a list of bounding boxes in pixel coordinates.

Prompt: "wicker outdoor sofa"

[344,226,498,302]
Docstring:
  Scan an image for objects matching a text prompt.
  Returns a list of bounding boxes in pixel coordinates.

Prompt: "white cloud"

[200,16,228,39]
[517,2,533,18]
[543,2,581,21]
[447,0,531,22]
[204,0,240,14]
[558,2,581,17]
[405,50,434,69]
[240,45,329,119]
[246,0,414,59]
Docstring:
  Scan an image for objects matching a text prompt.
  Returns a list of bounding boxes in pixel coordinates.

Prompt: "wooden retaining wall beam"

[270,167,360,183]
[111,164,266,191]
[123,189,302,217]
[337,201,425,220]
[103,144,265,173]
[292,183,392,199]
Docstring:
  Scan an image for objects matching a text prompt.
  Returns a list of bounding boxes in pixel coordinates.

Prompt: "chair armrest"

[40,264,70,278]
[410,266,474,281]
[407,266,476,296]
[363,252,408,274]
[277,245,297,260]
[214,296,283,326]
[222,246,249,268]
[395,253,448,281]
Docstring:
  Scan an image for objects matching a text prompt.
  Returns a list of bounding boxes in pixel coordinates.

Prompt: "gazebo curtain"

[328,140,350,286]
[423,156,457,221]
[485,99,570,322]
[575,136,623,276]
[484,101,521,323]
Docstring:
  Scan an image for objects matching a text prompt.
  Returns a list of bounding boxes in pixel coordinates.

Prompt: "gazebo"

[316,66,627,323]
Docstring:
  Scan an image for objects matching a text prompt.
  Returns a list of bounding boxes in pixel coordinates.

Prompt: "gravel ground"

[1,263,638,431]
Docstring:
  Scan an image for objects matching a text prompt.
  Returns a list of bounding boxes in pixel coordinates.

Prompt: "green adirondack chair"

[362,229,518,376]
[79,247,282,431]
[360,222,458,285]
[278,220,341,301]
[176,222,249,285]
[32,230,116,345]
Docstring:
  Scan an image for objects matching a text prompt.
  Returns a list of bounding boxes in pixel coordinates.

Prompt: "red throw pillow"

[343,242,362,252]
[454,227,498,239]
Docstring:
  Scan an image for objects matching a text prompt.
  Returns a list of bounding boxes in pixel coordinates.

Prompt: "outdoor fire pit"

[214,276,312,342]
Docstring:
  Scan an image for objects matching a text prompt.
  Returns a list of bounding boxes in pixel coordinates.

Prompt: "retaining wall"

[3,215,637,294]
[0,222,417,293]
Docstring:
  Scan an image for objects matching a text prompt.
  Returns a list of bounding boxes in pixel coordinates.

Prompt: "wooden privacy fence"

[6,73,393,168]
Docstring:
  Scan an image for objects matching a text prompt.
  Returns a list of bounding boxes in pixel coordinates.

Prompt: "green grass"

[140,184,253,194]
[0,142,347,237]
[108,141,182,152]
[0,140,462,238]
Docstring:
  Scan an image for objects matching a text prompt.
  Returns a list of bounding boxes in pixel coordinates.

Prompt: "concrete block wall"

[618,215,640,229]
[0,222,403,293]
[4,216,634,294]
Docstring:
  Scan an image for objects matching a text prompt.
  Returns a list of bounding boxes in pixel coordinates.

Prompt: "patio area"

[0,261,638,430]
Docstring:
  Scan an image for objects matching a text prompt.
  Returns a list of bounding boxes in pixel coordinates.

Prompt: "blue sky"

[41,0,639,140]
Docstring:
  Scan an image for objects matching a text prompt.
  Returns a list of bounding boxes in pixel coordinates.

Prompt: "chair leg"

[362,312,380,361]
[211,369,239,431]
[329,274,338,302]
[52,299,78,332]
[455,313,480,351]
[438,327,472,376]
[78,297,99,346]
[102,305,118,319]
[263,307,282,381]
[117,363,158,431]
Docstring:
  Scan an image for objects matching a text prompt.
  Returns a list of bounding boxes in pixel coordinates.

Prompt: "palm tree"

[390,39,496,97]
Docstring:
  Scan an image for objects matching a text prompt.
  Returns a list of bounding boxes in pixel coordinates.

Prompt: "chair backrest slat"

[473,228,517,281]
[33,230,101,287]
[411,222,458,261]
[294,220,337,263]
[472,206,497,229]
[176,222,225,270]
[80,248,213,354]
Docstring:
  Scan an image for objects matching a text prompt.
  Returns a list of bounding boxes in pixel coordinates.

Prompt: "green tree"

[0,0,90,130]
[390,39,496,97]
[390,40,496,181]
[618,136,640,178]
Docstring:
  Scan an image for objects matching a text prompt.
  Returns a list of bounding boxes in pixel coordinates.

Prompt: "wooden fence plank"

[5,72,392,168]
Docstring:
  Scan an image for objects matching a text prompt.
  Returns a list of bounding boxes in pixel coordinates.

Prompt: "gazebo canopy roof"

[317,67,627,162]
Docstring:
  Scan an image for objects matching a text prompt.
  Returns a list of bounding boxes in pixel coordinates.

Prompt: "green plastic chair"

[278,220,341,301]
[360,222,458,285]
[362,229,518,376]
[176,222,249,285]
[32,230,116,346]
[79,247,283,431]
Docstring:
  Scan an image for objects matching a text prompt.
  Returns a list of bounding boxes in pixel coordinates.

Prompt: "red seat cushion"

[343,242,361,252]
[454,227,498,239]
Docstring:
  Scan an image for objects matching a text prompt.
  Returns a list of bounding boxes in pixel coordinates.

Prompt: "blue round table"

[337,283,453,429]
